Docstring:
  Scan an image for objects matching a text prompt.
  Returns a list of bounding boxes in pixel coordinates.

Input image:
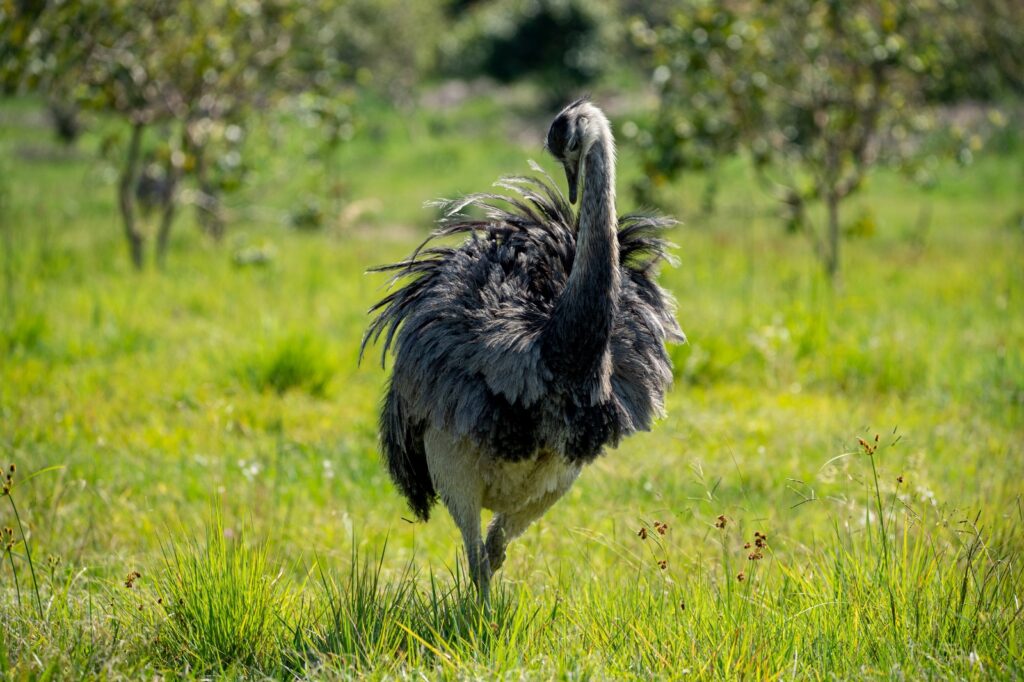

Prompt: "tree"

[631,0,1016,281]
[7,0,293,269]
[5,0,451,263]
[439,0,612,102]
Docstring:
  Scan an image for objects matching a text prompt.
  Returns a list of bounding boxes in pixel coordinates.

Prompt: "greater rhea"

[362,99,684,598]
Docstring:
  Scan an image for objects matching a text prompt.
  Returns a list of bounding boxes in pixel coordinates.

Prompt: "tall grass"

[135,516,292,673]
[8,436,997,678]
[292,548,535,675]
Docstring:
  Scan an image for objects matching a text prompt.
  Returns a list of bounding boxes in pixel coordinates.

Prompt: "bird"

[361,98,684,599]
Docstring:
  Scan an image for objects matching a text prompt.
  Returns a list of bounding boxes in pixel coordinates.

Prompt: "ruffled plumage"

[361,162,684,520]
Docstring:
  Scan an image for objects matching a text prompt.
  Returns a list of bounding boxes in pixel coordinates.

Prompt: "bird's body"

[363,100,683,596]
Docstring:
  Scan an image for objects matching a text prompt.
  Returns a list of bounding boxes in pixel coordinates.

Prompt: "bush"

[132,519,292,673]
[439,0,611,97]
[242,333,334,397]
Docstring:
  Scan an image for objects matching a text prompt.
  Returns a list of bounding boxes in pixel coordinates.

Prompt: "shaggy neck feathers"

[543,113,619,394]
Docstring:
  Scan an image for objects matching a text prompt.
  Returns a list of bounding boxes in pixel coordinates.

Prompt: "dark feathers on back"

[361,162,684,520]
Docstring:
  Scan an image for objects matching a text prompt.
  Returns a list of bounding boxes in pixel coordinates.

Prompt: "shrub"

[243,333,334,397]
[439,0,611,97]
[139,520,292,673]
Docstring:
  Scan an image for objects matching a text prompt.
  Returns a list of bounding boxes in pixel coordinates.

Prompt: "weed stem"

[7,494,44,619]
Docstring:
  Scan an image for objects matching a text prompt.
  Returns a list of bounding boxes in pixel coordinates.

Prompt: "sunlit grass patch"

[1,311,48,356]
[241,331,334,396]
[556,437,1024,678]
[293,547,536,675]
[294,548,418,671]
[129,517,293,674]
[2,441,1022,679]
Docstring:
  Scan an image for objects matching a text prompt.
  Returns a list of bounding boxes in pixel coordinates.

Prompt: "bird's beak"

[564,163,579,205]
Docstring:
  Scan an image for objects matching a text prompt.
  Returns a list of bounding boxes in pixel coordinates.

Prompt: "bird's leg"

[424,429,491,601]
[485,481,577,573]
[451,505,490,601]
[484,515,509,572]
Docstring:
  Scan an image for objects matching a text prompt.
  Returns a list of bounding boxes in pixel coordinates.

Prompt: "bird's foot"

[486,546,506,573]
[485,531,507,573]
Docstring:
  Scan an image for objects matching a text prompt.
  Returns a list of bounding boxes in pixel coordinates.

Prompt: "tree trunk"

[48,99,82,146]
[825,191,841,281]
[118,123,146,270]
[192,144,225,241]
[154,173,179,268]
[700,165,719,215]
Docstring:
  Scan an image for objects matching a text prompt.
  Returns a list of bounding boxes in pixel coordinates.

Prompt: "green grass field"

[1,93,1022,679]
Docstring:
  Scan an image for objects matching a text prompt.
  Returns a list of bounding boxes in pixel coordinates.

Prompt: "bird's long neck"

[544,124,620,390]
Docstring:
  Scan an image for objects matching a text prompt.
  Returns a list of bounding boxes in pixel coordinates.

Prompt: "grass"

[0,90,1022,678]
[241,332,335,396]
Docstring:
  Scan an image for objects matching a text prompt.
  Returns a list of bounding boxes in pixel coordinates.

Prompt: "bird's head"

[545,98,606,205]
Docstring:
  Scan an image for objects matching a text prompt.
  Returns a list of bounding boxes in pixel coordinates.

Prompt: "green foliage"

[287,0,446,102]
[1,0,450,266]
[440,0,612,96]
[288,198,327,232]
[917,0,1024,102]
[629,0,1019,279]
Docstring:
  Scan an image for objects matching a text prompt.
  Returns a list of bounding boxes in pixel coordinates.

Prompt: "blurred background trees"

[1,0,1020,277]
[4,0,298,267]
[629,0,1022,279]
[438,0,613,103]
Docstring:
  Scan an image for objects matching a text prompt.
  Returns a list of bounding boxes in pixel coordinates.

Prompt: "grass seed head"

[857,437,878,456]
[657,559,668,570]
[124,570,141,588]
[637,527,648,540]
[715,514,728,529]
[737,571,746,582]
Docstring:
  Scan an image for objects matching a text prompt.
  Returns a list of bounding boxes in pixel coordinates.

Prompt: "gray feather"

[361,163,683,521]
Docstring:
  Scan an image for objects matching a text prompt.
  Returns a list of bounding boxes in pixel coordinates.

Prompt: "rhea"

[362,99,684,598]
